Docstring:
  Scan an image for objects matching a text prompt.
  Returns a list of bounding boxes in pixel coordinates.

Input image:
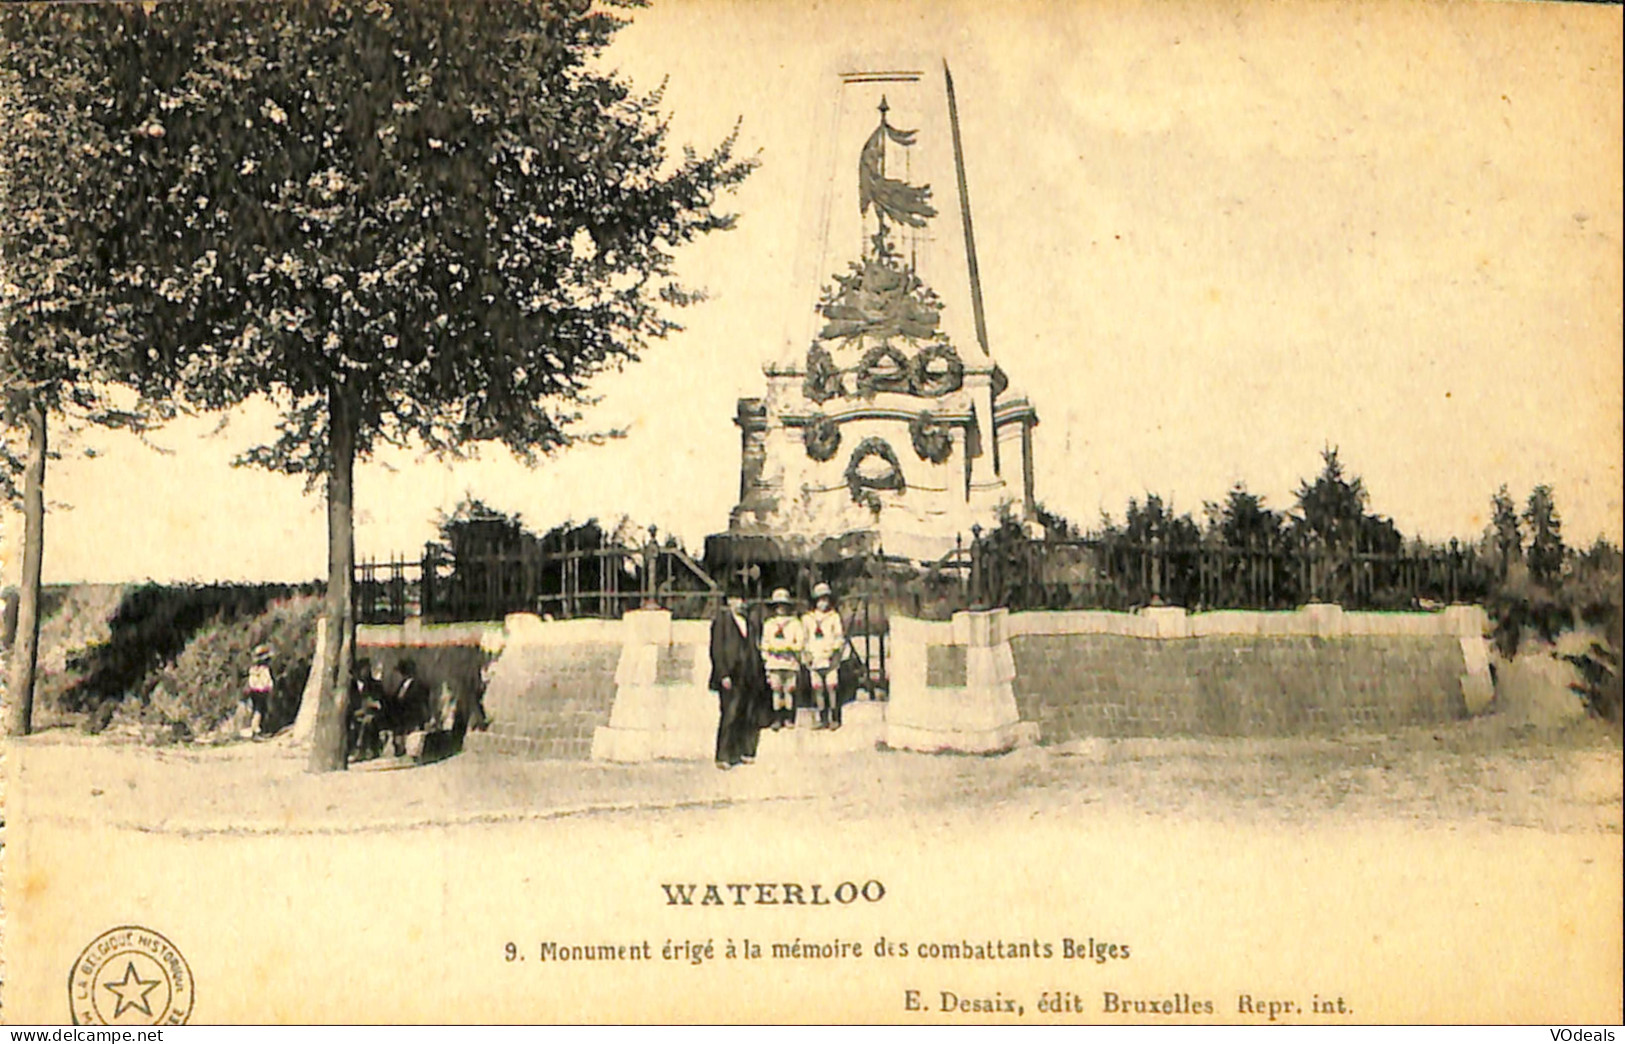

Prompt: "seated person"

[385,657,430,758]
[348,658,388,761]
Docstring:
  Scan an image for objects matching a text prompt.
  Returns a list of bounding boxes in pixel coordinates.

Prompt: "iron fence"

[968,533,1493,612]
[356,539,721,624]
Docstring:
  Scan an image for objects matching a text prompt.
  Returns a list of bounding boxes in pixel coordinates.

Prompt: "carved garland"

[804,344,844,404]
[911,343,964,397]
[855,344,913,397]
[909,412,953,464]
[803,413,841,462]
[844,437,906,513]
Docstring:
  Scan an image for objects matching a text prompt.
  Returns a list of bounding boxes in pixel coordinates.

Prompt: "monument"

[587,58,1048,759]
[712,61,1039,572]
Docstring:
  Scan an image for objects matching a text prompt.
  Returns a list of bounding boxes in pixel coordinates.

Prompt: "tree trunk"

[308,389,356,772]
[4,404,47,737]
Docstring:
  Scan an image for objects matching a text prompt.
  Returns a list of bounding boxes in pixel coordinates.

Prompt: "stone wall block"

[622,607,673,646]
[1138,605,1189,639]
[614,643,659,687]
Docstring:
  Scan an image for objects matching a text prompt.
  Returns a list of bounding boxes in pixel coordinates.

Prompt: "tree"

[1203,483,1282,548]
[1098,494,1202,549]
[1523,484,1565,585]
[1031,501,1079,541]
[103,0,754,769]
[1490,484,1522,579]
[1291,447,1368,547]
[1,9,163,735]
[435,496,529,551]
[1118,494,1200,546]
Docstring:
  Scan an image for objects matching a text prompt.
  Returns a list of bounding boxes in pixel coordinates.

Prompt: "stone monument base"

[589,608,716,762]
[884,608,1038,755]
[589,608,1032,761]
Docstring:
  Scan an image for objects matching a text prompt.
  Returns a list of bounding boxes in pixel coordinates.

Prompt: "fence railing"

[968,533,1493,613]
[355,540,721,625]
[357,530,1494,625]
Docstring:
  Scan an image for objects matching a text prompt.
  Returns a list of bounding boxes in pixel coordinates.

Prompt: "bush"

[50,582,310,713]
[21,583,132,720]
[149,595,322,735]
[1487,541,1623,724]
[1562,617,1622,724]
[1485,573,1575,659]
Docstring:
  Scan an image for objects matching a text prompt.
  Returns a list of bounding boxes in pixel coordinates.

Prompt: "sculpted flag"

[858,118,936,228]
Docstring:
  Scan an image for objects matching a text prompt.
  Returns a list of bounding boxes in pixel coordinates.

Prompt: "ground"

[11,715,1620,836]
[3,717,1621,1023]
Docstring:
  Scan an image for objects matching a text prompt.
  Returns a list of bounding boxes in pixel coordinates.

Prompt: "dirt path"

[4,720,1620,1024]
[9,717,1620,837]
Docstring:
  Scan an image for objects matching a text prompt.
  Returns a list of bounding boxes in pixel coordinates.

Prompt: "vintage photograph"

[2,0,1621,1026]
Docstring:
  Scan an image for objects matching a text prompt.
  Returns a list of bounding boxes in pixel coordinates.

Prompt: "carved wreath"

[803,413,841,462]
[909,412,953,464]
[804,344,844,404]
[911,343,964,397]
[844,436,906,513]
[855,344,913,398]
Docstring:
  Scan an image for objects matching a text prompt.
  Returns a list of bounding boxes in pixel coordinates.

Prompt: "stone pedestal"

[1138,604,1190,638]
[885,608,1035,754]
[1301,602,1345,637]
[1443,605,1495,714]
[591,609,716,762]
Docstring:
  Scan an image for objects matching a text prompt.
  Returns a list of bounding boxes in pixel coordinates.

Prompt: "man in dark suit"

[387,657,430,758]
[709,594,767,769]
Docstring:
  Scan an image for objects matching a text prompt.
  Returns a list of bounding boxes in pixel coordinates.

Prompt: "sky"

[2,0,1621,585]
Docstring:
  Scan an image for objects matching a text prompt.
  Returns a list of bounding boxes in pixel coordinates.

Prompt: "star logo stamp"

[68,926,194,1025]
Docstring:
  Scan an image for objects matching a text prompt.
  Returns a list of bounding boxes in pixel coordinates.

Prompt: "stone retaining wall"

[367,603,1495,762]
[464,616,622,760]
[1008,605,1492,741]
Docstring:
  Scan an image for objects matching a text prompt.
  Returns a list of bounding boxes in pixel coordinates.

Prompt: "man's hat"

[768,588,793,606]
[811,582,833,600]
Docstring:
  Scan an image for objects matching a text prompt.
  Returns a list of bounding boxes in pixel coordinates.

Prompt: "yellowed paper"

[3,0,1621,1026]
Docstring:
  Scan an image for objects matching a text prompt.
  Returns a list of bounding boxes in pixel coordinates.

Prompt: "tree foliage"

[1523,484,1565,585]
[1490,483,1522,578]
[1203,484,1282,547]
[107,0,754,471]
[79,0,755,767]
[1,9,126,473]
[1290,447,1367,547]
[1110,494,1200,546]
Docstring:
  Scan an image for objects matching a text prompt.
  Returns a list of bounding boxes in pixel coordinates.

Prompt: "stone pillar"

[591,609,716,762]
[735,398,768,506]
[885,608,1036,754]
[1441,604,1494,714]
[1020,419,1036,511]
[1137,604,1190,638]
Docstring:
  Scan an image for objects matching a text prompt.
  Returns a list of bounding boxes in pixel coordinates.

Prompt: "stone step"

[755,701,886,757]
